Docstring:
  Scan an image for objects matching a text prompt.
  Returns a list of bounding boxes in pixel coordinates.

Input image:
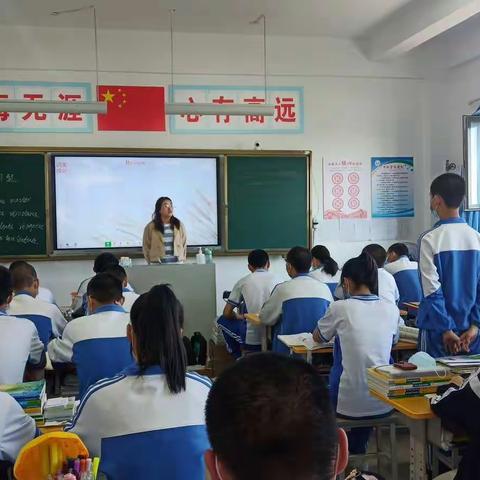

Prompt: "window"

[464,115,480,209]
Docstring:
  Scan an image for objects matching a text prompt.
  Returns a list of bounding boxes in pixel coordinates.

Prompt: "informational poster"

[371,157,414,218]
[0,81,93,133]
[169,85,303,134]
[323,159,370,220]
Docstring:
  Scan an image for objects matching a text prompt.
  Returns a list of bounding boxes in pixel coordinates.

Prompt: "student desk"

[370,390,443,480]
[39,424,64,434]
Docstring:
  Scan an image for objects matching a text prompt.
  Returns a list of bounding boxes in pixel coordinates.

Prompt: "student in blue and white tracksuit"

[0,267,44,384]
[66,284,211,480]
[48,273,132,398]
[104,264,139,313]
[310,245,341,296]
[385,243,422,310]
[218,250,277,358]
[313,252,400,455]
[0,392,38,464]
[8,262,66,347]
[418,174,480,358]
[260,246,333,354]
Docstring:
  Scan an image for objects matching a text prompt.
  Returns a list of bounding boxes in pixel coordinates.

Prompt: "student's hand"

[443,330,462,355]
[459,325,479,352]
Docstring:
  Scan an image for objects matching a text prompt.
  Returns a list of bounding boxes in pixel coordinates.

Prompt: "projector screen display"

[53,155,219,250]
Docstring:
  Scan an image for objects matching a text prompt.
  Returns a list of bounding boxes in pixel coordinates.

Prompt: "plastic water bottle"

[196,247,206,264]
[204,248,213,264]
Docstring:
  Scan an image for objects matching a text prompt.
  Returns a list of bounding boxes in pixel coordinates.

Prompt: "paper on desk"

[277,333,331,350]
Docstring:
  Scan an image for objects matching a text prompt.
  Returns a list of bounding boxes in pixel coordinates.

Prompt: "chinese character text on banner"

[0,82,93,133]
[169,86,303,134]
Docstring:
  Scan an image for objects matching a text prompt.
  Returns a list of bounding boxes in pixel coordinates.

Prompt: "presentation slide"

[53,155,219,250]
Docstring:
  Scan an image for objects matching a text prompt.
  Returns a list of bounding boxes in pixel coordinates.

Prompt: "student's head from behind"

[128,284,186,394]
[386,243,410,264]
[247,249,270,272]
[285,246,312,278]
[311,245,339,277]
[341,252,378,297]
[0,266,14,307]
[205,353,348,480]
[86,273,123,313]
[104,264,128,288]
[10,262,39,297]
[93,252,119,274]
[430,173,465,216]
[361,244,386,269]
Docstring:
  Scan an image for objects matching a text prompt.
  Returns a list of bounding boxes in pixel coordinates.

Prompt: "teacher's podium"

[127,264,216,340]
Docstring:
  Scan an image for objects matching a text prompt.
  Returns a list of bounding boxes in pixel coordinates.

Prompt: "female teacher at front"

[142,197,187,263]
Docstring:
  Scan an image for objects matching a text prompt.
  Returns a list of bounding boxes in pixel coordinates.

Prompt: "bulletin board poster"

[323,159,370,220]
[371,157,414,218]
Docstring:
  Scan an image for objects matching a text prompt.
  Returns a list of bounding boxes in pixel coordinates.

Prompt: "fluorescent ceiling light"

[0,100,107,114]
[165,103,274,116]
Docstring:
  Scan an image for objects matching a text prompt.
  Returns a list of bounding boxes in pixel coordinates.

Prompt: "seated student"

[8,262,66,346]
[104,264,139,313]
[205,353,349,480]
[217,249,277,358]
[384,242,422,309]
[48,273,132,398]
[430,371,480,479]
[0,266,44,384]
[260,246,333,353]
[10,260,56,305]
[0,392,38,464]
[313,252,399,455]
[71,252,120,315]
[310,245,341,295]
[66,285,211,480]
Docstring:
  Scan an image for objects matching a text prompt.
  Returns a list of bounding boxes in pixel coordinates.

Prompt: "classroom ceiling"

[0,0,413,38]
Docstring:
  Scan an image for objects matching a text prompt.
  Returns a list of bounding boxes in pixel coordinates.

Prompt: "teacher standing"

[142,197,187,263]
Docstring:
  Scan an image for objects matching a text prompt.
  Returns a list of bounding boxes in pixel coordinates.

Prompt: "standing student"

[0,266,44,384]
[418,173,480,357]
[0,392,38,464]
[8,262,66,346]
[104,264,139,313]
[384,243,422,309]
[310,245,341,295]
[205,353,349,480]
[260,246,333,353]
[48,273,132,398]
[313,253,399,454]
[66,285,211,480]
[217,249,277,358]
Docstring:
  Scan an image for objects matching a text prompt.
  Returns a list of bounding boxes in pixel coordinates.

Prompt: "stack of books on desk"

[0,380,46,424]
[368,365,452,399]
[44,397,76,423]
[437,355,480,375]
[399,325,419,344]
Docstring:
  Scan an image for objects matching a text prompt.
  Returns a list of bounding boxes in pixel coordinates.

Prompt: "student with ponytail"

[310,245,341,294]
[66,284,211,480]
[313,252,400,455]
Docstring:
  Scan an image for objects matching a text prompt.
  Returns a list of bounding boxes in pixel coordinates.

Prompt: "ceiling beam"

[358,0,480,61]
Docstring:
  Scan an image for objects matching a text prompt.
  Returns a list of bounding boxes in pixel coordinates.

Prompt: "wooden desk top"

[370,390,435,420]
[404,302,420,310]
[291,340,417,355]
[39,424,65,434]
[244,313,261,326]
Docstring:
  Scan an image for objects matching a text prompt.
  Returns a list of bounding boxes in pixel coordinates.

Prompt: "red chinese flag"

[97,85,165,131]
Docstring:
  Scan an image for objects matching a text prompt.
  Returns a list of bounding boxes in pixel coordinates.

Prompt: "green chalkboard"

[226,155,309,251]
[0,154,47,256]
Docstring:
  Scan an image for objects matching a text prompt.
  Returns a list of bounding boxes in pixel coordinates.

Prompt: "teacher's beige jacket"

[142,221,187,263]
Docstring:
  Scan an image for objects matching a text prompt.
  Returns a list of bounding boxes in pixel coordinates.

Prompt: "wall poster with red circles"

[323,158,371,220]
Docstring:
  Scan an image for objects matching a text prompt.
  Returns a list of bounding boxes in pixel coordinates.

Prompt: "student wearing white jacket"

[8,262,66,346]
[104,264,139,313]
[66,285,211,480]
[260,247,333,353]
[310,245,341,295]
[0,267,44,384]
[48,273,132,398]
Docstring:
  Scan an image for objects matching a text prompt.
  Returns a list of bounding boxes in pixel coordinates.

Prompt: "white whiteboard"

[53,155,219,250]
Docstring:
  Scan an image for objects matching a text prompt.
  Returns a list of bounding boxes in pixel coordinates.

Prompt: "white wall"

[0,26,430,312]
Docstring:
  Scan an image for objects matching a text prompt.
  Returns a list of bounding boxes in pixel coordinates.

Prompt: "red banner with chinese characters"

[97,85,166,132]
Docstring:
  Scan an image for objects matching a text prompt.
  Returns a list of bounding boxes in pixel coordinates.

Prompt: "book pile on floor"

[0,380,46,424]
[368,365,452,399]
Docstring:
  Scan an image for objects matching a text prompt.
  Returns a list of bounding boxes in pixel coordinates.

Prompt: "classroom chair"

[272,297,330,354]
[336,414,399,480]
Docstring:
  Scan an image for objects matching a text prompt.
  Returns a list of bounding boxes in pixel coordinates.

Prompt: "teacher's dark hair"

[130,284,187,394]
[153,197,181,234]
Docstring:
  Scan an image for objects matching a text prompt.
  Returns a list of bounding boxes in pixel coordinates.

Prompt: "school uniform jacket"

[310,268,342,296]
[66,364,211,480]
[384,256,422,308]
[48,305,132,397]
[121,289,140,313]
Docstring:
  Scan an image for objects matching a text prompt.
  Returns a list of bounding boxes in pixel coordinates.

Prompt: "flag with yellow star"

[97,85,165,131]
